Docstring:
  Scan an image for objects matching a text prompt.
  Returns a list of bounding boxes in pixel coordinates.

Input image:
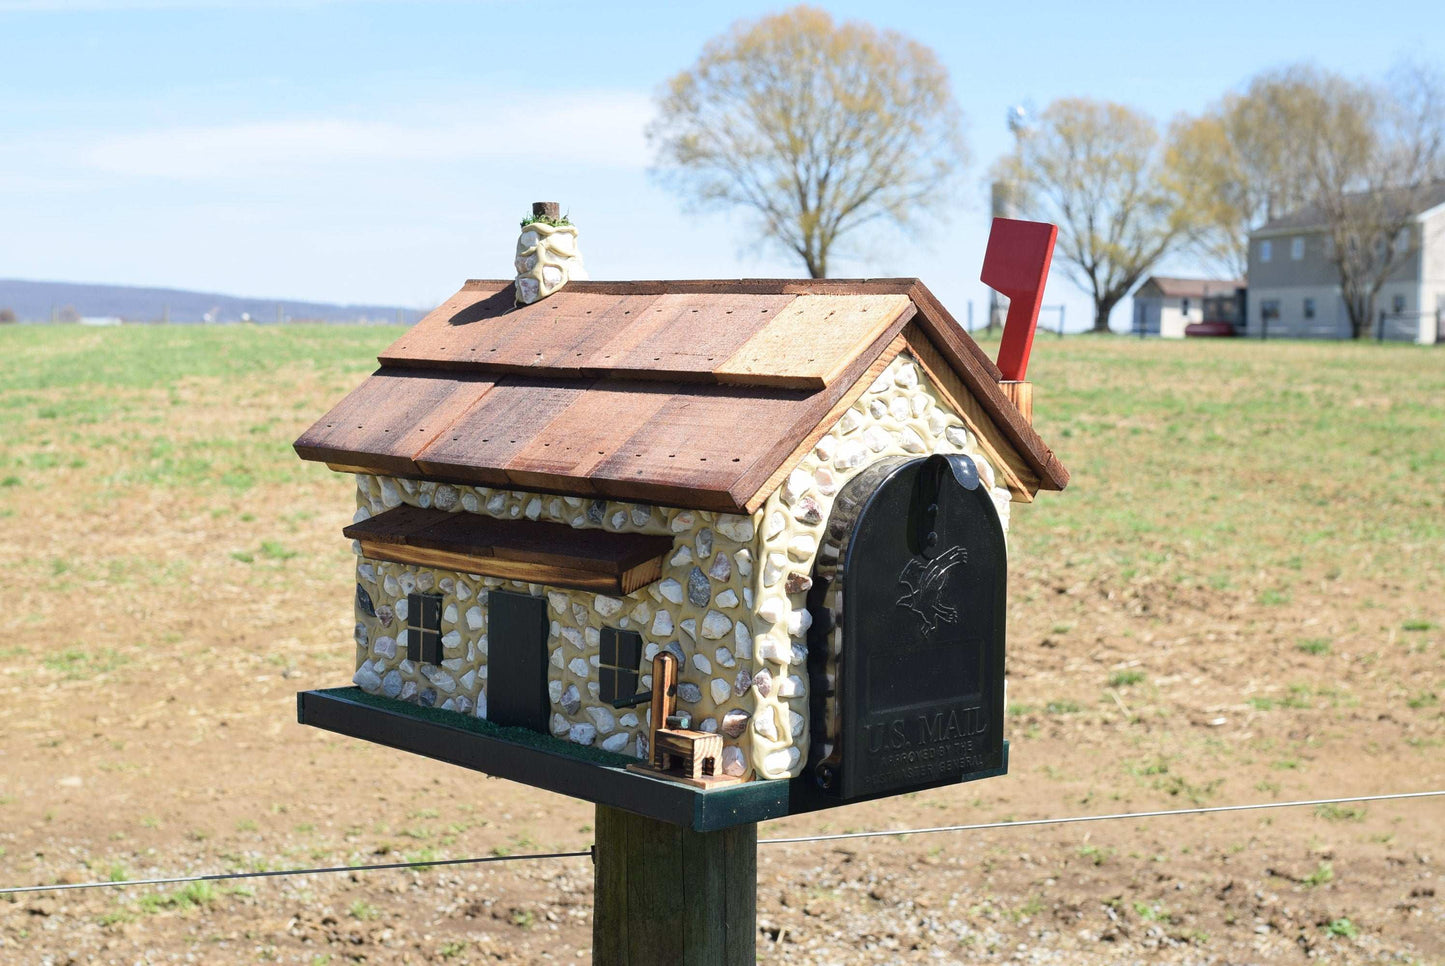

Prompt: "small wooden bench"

[653,728,723,780]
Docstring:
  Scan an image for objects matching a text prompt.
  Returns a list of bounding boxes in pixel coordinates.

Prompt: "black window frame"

[598,627,644,705]
[406,592,443,664]
[1303,297,1316,320]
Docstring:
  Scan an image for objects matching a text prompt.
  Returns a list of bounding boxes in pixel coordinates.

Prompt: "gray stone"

[753,668,774,698]
[721,746,747,777]
[433,484,459,511]
[375,604,394,626]
[352,665,381,692]
[696,528,713,559]
[418,688,437,708]
[664,641,686,663]
[586,706,616,734]
[687,567,711,607]
[709,553,732,581]
[733,669,753,697]
[676,682,702,704]
[381,670,403,699]
[659,578,684,604]
[720,709,751,738]
[569,722,597,746]
[354,622,369,648]
[792,496,822,525]
[601,732,630,753]
[372,636,397,660]
[560,684,581,714]
[700,610,732,640]
[586,499,606,525]
[631,505,652,527]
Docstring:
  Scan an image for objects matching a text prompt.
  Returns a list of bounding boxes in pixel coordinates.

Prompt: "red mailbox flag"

[982,217,1058,382]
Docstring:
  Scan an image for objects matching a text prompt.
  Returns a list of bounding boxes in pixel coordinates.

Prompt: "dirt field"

[0,324,1441,965]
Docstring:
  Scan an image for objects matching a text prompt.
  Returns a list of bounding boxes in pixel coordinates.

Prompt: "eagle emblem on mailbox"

[896,546,967,637]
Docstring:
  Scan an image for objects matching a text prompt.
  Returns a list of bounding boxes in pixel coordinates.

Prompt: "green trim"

[314,686,634,768]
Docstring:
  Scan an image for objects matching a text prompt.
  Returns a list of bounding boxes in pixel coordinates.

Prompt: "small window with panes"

[406,592,443,664]
[598,627,644,705]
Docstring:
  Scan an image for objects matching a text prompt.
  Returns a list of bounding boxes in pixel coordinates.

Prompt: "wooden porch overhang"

[342,505,675,594]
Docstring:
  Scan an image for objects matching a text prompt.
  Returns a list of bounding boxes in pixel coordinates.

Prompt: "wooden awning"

[342,505,675,594]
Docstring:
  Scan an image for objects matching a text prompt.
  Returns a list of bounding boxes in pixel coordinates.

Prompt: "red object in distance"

[982,217,1058,381]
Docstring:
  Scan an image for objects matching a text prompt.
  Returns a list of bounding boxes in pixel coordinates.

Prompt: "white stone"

[486,493,506,514]
[692,653,712,675]
[813,434,837,462]
[572,603,590,626]
[752,708,778,740]
[461,492,480,512]
[721,746,747,777]
[743,588,754,608]
[786,608,813,635]
[551,713,569,735]
[779,674,806,698]
[610,510,627,530]
[838,409,863,435]
[714,646,736,668]
[670,511,696,533]
[716,589,739,609]
[372,636,396,660]
[560,684,581,714]
[911,393,931,417]
[456,580,473,601]
[587,680,601,698]
[441,629,462,649]
[700,611,732,640]
[927,410,950,436]
[670,545,693,567]
[643,641,660,661]
[422,666,456,693]
[631,505,652,526]
[868,399,887,419]
[352,665,382,692]
[595,595,624,617]
[869,371,891,393]
[568,723,597,746]
[813,467,837,496]
[757,596,788,624]
[631,600,652,625]
[680,618,697,640]
[443,603,457,624]
[383,574,400,598]
[460,668,476,692]
[548,680,563,703]
[764,511,787,540]
[894,361,918,389]
[699,717,718,733]
[353,506,372,525]
[835,439,868,469]
[547,592,569,613]
[474,690,487,719]
[659,578,684,604]
[710,678,731,704]
[526,497,542,520]
[568,657,589,677]
[651,610,674,636]
[944,425,971,449]
[786,534,817,562]
[789,710,805,737]
[864,425,892,452]
[619,712,639,728]
[733,622,752,659]
[716,515,754,542]
[586,706,616,734]
[585,626,600,647]
[378,477,402,508]
[762,553,787,587]
[900,424,928,452]
[561,626,584,649]
[756,635,790,664]
[551,648,565,669]
[394,597,409,622]
[889,396,911,421]
[601,733,630,753]
[781,469,811,505]
[734,548,753,577]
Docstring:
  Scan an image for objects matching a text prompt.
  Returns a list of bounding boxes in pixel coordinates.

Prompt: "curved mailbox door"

[806,453,1007,800]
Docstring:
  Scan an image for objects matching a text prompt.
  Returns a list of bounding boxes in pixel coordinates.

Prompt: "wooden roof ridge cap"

[458,278,922,295]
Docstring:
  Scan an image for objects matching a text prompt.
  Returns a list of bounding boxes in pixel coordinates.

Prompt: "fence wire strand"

[1,789,1439,897]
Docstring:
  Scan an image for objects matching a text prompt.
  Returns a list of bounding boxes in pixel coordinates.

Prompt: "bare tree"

[998,98,1182,332]
[648,5,967,278]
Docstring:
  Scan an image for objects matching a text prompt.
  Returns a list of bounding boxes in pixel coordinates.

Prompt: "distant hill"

[0,278,425,325]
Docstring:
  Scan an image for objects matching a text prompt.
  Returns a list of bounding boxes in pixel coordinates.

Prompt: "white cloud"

[84,91,653,178]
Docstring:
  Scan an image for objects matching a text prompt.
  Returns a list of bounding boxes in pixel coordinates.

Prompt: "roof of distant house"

[294,278,1069,513]
[1136,276,1245,300]
[1255,180,1445,234]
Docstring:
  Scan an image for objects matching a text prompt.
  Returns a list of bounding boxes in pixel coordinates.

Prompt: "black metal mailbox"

[805,453,1007,800]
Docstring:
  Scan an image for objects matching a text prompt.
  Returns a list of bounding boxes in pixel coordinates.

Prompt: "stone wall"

[345,351,1011,782]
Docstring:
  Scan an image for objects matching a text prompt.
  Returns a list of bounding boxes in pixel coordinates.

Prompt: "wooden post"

[593,804,757,966]
[533,200,560,220]
[1000,380,1033,424]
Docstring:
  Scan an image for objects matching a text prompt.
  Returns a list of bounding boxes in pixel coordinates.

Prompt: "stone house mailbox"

[293,215,1067,830]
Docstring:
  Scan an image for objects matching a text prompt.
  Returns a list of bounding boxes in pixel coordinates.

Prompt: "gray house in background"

[1245,184,1445,343]
[1132,276,1246,338]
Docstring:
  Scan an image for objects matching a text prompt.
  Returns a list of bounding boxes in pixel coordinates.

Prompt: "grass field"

[0,324,1441,964]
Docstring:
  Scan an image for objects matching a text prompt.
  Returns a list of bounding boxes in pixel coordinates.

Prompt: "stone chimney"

[514,201,588,305]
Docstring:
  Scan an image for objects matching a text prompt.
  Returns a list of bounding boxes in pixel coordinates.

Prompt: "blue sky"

[2,0,1440,329]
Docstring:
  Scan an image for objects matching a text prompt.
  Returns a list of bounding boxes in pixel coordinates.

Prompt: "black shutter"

[486,590,549,732]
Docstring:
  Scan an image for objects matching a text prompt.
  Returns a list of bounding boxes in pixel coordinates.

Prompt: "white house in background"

[1245,183,1445,343]
[78,316,123,327]
[1131,277,1245,338]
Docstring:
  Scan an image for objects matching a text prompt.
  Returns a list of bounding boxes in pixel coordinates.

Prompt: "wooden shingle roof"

[295,279,1068,513]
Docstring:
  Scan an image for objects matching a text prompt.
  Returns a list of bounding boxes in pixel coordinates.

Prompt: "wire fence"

[2,788,1440,898]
